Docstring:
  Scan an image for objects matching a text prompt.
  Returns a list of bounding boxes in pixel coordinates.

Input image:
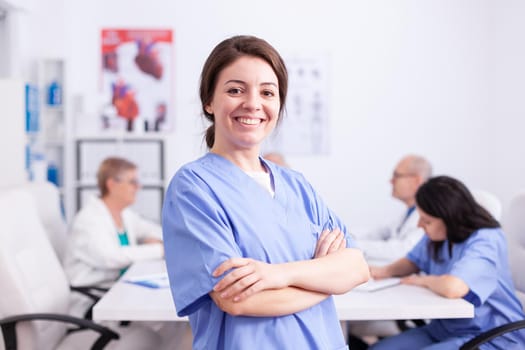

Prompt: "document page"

[353,277,401,292]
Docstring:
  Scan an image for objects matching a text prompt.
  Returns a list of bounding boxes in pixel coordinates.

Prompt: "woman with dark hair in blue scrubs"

[369,176,525,350]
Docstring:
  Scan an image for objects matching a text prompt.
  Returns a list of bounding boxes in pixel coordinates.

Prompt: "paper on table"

[353,277,401,292]
[124,272,170,289]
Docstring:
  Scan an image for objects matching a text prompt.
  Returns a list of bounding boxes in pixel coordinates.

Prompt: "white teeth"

[238,118,260,125]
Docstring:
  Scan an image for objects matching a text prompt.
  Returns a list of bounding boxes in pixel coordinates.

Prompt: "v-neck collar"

[202,153,284,204]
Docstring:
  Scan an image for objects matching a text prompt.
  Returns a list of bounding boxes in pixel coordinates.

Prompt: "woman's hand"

[401,274,425,286]
[370,258,419,280]
[401,274,470,298]
[369,265,391,279]
[314,228,346,258]
[212,258,288,302]
[140,237,162,244]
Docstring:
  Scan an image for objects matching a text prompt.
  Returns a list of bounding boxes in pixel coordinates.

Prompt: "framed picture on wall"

[100,28,173,133]
[263,54,330,155]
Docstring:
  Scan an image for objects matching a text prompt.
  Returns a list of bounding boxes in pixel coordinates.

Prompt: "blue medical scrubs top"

[162,153,354,350]
[407,228,525,348]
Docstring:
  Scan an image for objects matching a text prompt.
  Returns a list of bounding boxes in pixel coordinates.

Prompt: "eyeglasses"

[114,177,141,186]
[391,172,417,180]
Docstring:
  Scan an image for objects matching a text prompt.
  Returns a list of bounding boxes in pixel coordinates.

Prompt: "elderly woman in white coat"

[64,157,164,317]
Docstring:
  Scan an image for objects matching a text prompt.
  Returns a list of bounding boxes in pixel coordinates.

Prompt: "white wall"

[0,0,65,80]
[57,0,525,229]
[0,79,26,188]
[486,0,525,221]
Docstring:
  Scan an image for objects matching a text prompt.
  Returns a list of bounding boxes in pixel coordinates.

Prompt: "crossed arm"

[210,228,370,317]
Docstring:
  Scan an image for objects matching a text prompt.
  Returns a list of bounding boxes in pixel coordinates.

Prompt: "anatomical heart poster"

[101,29,173,133]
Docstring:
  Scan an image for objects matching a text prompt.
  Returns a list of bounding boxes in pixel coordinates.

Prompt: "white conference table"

[93,259,473,322]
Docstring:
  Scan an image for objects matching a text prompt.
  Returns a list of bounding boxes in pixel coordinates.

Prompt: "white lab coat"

[63,195,163,317]
[355,208,424,263]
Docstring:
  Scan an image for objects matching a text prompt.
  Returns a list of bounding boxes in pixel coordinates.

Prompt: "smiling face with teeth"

[205,56,280,157]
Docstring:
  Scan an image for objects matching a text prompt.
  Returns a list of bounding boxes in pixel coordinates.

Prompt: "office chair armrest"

[69,285,131,328]
[70,285,110,321]
[459,320,525,350]
[0,313,119,350]
[70,285,109,301]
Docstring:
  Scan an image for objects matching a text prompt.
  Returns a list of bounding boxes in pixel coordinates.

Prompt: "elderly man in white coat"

[347,155,432,347]
[355,154,432,263]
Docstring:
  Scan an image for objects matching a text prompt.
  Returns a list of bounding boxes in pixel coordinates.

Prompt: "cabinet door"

[77,185,163,223]
[76,139,164,185]
[75,138,165,222]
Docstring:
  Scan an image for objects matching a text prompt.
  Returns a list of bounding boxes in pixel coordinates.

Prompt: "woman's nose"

[242,91,262,110]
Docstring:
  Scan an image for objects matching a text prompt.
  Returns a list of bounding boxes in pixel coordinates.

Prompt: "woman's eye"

[227,87,242,94]
[262,90,275,97]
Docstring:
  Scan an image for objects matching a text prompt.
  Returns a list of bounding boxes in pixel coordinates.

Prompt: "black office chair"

[0,188,161,350]
[21,181,116,331]
[459,320,525,350]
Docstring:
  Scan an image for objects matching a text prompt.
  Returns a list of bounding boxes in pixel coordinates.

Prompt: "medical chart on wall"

[100,29,173,133]
[264,54,330,155]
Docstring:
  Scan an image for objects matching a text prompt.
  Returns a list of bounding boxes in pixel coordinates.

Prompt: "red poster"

[101,29,173,132]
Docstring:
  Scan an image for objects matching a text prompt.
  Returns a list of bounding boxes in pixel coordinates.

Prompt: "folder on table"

[124,272,170,289]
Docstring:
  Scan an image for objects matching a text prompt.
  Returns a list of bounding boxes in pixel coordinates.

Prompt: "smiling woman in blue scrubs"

[162,35,369,350]
[369,176,525,350]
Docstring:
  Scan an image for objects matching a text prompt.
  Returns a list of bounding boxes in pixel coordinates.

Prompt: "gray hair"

[406,155,432,180]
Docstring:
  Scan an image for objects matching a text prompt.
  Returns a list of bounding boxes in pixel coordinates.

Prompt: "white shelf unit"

[74,136,165,223]
[37,58,66,187]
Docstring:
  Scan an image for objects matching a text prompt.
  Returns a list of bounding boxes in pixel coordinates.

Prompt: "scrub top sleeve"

[162,172,242,316]
[406,235,430,272]
[331,211,357,249]
[299,173,356,249]
[449,231,500,306]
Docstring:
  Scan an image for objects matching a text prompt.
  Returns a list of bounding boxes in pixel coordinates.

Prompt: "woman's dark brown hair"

[199,35,288,148]
[416,175,500,260]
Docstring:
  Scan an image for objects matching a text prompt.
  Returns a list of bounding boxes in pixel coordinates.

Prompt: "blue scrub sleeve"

[332,212,357,249]
[297,172,356,249]
[449,230,500,306]
[162,171,242,316]
[323,206,356,249]
[406,235,431,272]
